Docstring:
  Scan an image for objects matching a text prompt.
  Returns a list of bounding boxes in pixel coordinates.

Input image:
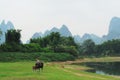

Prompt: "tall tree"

[49,32,60,52]
[82,39,95,56]
[0,29,2,41]
[6,29,21,44]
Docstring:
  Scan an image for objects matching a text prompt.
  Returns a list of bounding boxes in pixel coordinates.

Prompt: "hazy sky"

[0,0,120,43]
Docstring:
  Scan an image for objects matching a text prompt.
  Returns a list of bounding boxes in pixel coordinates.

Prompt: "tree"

[60,36,76,46]
[49,32,60,52]
[82,39,95,56]
[30,32,78,56]
[96,39,120,56]
[6,29,21,44]
[1,29,22,51]
[0,29,2,40]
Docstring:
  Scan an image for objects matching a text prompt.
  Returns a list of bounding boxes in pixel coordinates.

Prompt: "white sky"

[0,0,120,43]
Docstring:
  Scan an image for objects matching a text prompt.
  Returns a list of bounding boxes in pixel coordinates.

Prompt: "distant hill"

[30,16,120,44]
[0,20,14,44]
[59,25,72,37]
[31,24,103,44]
[0,17,118,44]
[31,25,72,39]
[81,33,102,44]
[31,32,43,39]
[73,35,81,43]
[104,17,120,40]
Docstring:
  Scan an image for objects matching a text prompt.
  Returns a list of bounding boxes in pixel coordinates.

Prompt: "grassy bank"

[78,57,120,62]
[0,61,120,80]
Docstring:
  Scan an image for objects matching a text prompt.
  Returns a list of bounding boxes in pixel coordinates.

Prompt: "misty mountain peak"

[106,16,120,40]
[111,17,120,21]
[109,17,120,33]
[32,32,43,39]
[74,35,81,43]
[6,21,14,30]
[51,27,59,32]
[82,33,92,40]
[60,25,72,37]
[7,21,14,26]
[60,25,68,30]
[32,24,72,40]
[0,20,5,26]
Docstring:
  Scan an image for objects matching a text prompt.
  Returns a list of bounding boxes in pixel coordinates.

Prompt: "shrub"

[55,46,78,57]
[0,52,75,62]
[40,52,75,62]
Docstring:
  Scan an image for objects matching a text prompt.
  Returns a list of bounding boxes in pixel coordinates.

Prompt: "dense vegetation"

[30,32,78,57]
[0,29,2,40]
[0,29,77,62]
[78,39,120,57]
[0,29,120,62]
[0,52,75,62]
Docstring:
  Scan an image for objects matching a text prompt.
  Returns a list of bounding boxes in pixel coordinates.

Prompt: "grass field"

[0,58,120,80]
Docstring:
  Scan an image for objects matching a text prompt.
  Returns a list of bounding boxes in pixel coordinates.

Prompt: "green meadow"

[0,59,120,80]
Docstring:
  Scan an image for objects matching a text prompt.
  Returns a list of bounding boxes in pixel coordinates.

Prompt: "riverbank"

[0,57,120,80]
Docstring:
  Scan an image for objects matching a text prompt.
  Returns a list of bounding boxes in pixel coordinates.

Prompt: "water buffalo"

[32,62,44,71]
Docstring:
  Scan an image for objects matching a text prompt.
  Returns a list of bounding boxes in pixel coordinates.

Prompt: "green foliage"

[0,29,2,36]
[40,52,75,62]
[60,36,77,46]
[6,29,21,44]
[78,39,120,57]
[2,29,120,58]
[80,39,95,56]
[20,43,41,52]
[0,43,21,52]
[95,39,120,56]
[55,46,78,57]
[0,31,78,61]
[30,32,78,57]
[0,52,75,62]
[49,32,61,52]
[0,29,2,41]
[30,37,49,47]
[0,29,22,52]
[0,29,2,35]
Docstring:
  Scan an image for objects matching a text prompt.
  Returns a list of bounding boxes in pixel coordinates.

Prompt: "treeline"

[0,30,78,56]
[30,32,78,57]
[95,39,120,56]
[79,39,120,57]
[0,29,77,61]
[0,29,120,62]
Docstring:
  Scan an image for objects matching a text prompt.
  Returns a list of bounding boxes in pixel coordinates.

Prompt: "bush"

[0,52,41,62]
[55,46,78,57]
[40,52,75,62]
[0,52,75,62]
[20,43,41,52]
